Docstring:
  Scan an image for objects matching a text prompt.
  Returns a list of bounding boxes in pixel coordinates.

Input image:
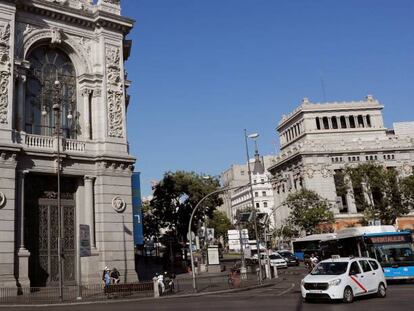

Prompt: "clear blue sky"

[122,0,414,196]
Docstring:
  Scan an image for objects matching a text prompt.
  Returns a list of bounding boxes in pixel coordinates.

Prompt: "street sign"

[187,231,195,241]
[79,224,91,257]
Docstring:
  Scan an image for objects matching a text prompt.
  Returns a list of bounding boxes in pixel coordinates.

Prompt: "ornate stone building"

[0,0,136,287]
[268,96,414,231]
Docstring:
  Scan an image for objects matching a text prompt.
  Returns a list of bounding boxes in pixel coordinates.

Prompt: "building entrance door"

[25,175,77,287]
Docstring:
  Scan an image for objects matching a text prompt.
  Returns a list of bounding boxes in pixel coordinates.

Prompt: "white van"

[301,257,387,303]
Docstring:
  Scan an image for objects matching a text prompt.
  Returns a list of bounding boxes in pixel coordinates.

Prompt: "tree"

[284,189,334,235]
[149,171,223,242]
[142,200,159,240]
[207,210,233,242]
[345,163,409,225]
[400,175,414,210]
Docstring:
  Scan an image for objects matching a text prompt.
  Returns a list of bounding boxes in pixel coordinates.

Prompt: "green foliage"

[148,171,223,241]
[142,200,159,240]
[284,189,334,235]
[401,175,414,210]
[345,163,409,225]
[207,210,234,241]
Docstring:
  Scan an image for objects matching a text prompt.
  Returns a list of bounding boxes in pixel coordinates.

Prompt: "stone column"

[362,115,368,128]
[18,170,30,287]
[81,88,92,140]
[328,117,333,129]
[345,116,350,128]
[84,176,96,249]
[16,74,27,132]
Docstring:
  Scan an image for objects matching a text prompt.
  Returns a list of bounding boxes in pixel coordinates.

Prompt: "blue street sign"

[132,172,144,245]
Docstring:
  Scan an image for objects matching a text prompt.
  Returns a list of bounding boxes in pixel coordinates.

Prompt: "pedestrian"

[111,267,121,284]
[104,268,111,295]
[310,253,319,269]
[102,266,109,284]
[156,272,165,294]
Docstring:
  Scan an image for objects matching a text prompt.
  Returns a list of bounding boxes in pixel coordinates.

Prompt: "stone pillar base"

[17,248,31,287]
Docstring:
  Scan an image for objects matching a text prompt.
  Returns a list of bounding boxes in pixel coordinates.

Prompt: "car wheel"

[377,282,386,298]
[343,286,354,303]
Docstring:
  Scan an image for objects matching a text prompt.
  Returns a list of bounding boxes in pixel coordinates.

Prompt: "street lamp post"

[52,80,64,301]
[188,183,251,292]
[46,79,73,301]
[244,129,263,284]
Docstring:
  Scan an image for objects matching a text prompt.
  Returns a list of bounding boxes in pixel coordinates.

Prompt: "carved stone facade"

[268,96,414,230]
[0,0,136,288]
[0,22,10,124]
[106,45,124,138]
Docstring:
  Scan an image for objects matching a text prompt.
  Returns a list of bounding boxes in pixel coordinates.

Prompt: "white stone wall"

[0,153,17,287]
[0,0,136,287]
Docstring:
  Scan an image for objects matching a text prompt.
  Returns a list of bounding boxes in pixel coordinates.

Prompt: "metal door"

[29,197,76,286]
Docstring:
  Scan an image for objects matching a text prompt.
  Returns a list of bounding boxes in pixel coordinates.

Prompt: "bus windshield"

[370,243,414,266]
[311,262,348,275]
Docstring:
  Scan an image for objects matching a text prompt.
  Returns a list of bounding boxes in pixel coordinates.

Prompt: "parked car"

[277,250,300,266]
[253,253,288,268]
[268,253,288,268]
[301,257,387,303]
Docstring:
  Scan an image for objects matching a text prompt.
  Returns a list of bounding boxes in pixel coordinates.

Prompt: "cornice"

[16,0,134,35]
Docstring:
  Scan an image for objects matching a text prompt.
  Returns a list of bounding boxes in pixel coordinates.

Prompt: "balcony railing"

[14,132,87,153]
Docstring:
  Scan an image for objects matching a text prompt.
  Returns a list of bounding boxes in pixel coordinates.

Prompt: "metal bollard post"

[273,266,278,278]
[153,277,159,298]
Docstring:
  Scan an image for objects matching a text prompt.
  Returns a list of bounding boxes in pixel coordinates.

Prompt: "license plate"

[308,290,324,294]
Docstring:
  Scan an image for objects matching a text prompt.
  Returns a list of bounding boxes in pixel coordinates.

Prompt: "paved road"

[2,267,413,310]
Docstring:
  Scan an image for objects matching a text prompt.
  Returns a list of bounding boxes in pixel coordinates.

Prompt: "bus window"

[373,243,414,265]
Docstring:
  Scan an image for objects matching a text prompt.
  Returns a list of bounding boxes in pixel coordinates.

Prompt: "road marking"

[276,283,296,296]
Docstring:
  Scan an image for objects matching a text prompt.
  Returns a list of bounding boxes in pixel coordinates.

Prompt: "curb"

[0,278,287,308]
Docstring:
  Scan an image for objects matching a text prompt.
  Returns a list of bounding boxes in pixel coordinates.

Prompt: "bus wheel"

[377,283,386,298]
[343,286,354,303]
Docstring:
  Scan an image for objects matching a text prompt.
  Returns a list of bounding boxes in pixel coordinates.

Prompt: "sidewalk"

[0,267,306,307]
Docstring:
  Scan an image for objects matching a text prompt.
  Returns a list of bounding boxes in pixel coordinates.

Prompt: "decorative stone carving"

[103,0,120,4]
[93,88,102,97]
[50,27,63,45]
[106,46,124,138]
[81,88,93,97]
[112,196,126,213]
[321,166,332,178]
[0,23,10,124]
[305,167,314,178]
[0,192,6,208]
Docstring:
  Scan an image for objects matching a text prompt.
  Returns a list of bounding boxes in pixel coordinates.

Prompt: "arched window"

[357,115,364,127]
[332,116,338,129]
[366,115,371,127]
[25,46,77,138]
[340,116,346,128]
[349,116,356,128]
[316,117,321,130]
[322,117,329,129]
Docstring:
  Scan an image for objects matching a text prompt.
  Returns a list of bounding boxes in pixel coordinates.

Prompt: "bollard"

[273,266,278,278]
[153,277,159,298]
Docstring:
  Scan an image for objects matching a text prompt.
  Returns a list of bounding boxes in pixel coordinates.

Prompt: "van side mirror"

[349,270,357,276]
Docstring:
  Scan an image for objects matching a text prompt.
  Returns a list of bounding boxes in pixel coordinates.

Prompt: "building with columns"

[0,0,136,288]
[268,95,414,230]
